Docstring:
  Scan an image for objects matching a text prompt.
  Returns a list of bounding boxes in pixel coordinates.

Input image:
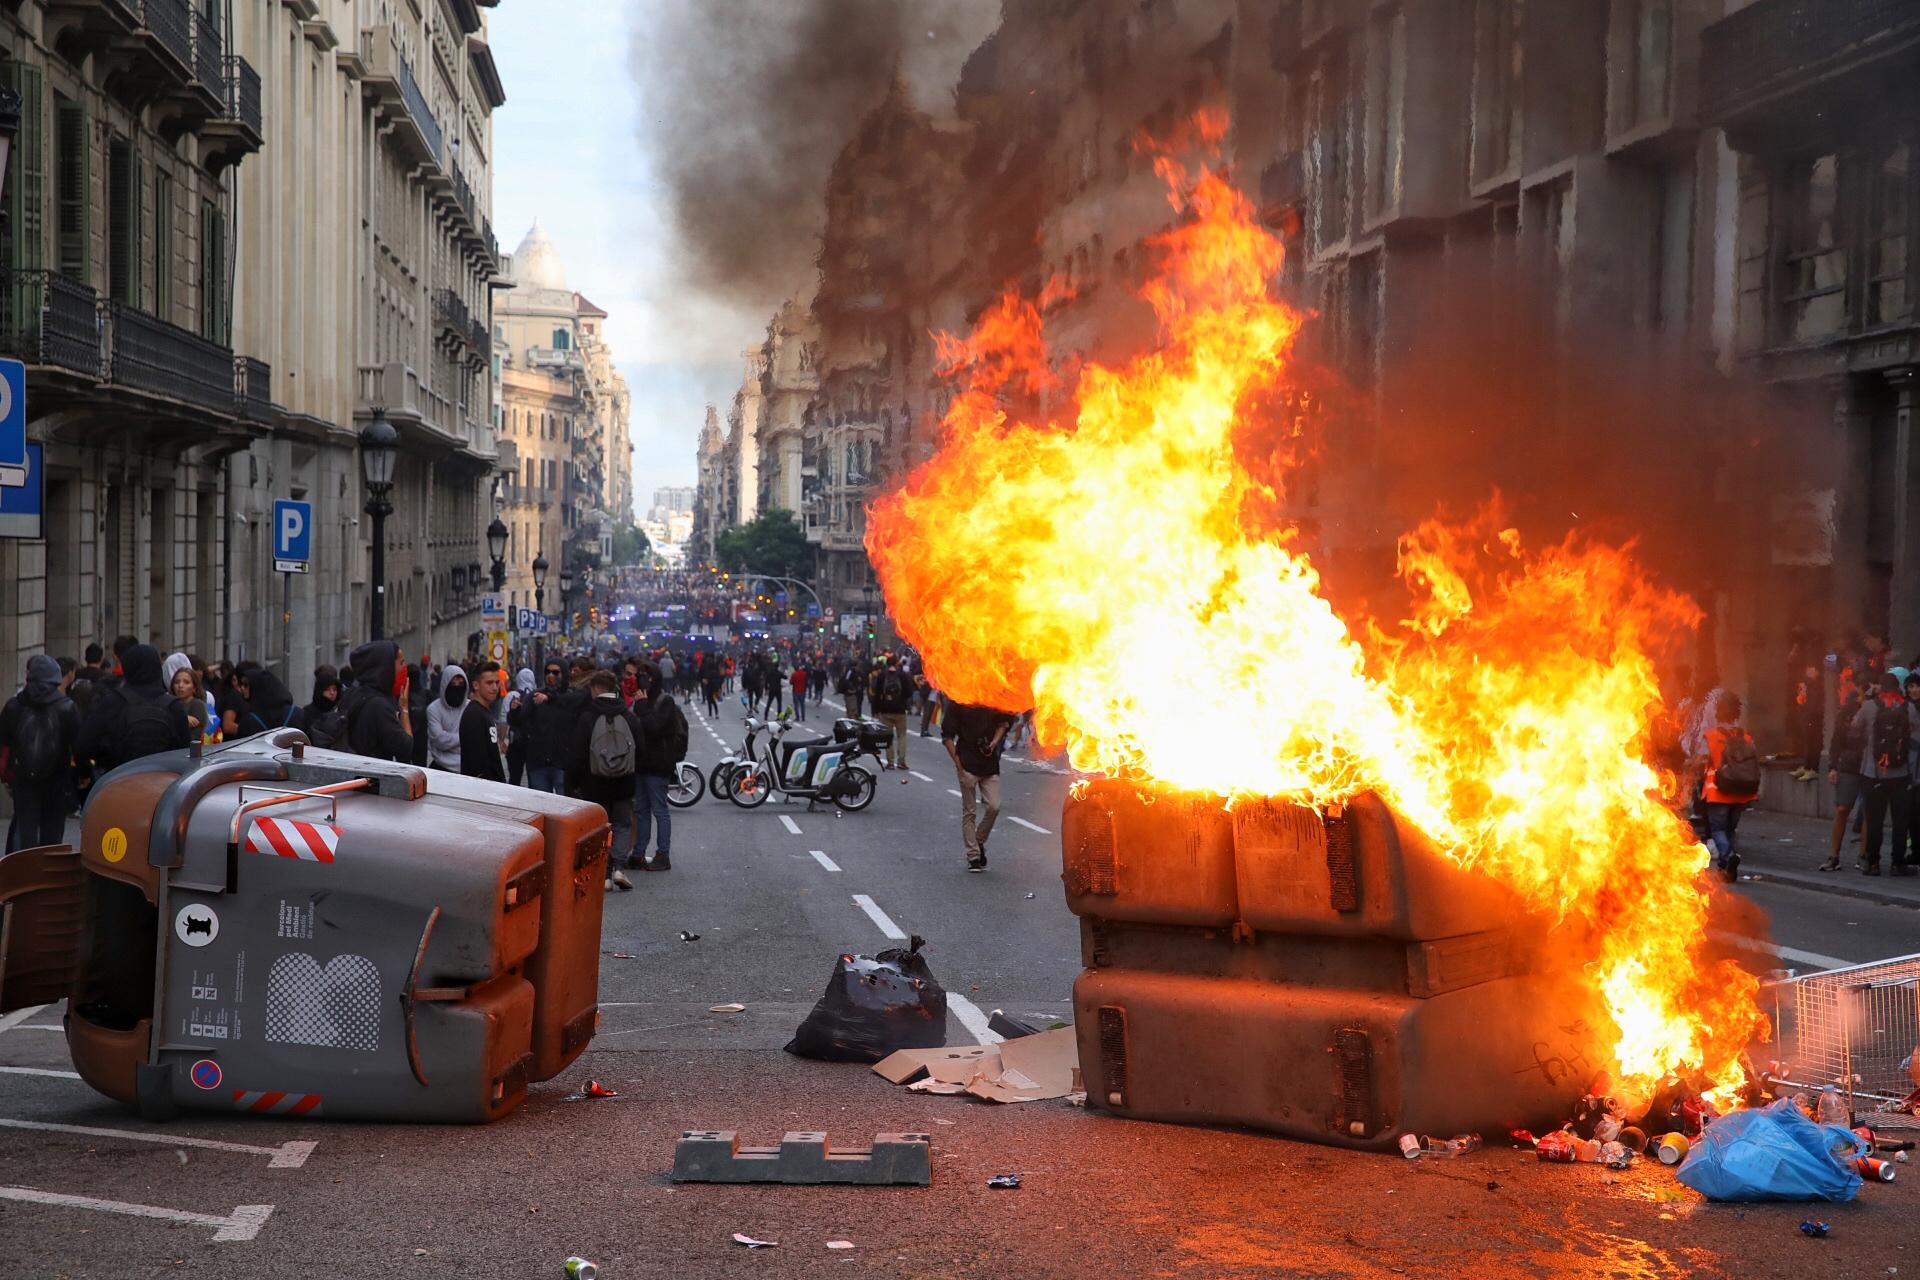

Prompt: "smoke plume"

[633,0,997,310]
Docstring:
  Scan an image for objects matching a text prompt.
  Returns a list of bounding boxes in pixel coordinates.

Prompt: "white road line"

[910,770,933,782]
[0,1025,62,1032]
[0,1119,317,1169]
[946,994,1003,1045]
[0,1186,275,1242]
[779,815,803,836]
[0,1005,48,1035]
[851,894,907,940]
[0,1066,80,1080]
[1007,816,1052,835]
[947,788,962,798]
[1709,931,1848,971]
[809,849,841,872]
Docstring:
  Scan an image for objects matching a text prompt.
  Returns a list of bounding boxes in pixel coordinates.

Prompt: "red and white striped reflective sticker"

[230,1090,323,1116]
[242,816,340,863]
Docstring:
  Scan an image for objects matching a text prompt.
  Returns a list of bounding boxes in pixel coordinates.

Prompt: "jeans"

[792,692,807,721]
[634,772,672,859]
[7,779,71,853]
[526,765,566,795]
[1705,801,1743,865]
[603,796,635,870]
[879,711,909,768]
[1863,776,1911,869]
[957,765,1001,860]
[844,691,863,718]
[507,742,527,787]
[919,696,938,735]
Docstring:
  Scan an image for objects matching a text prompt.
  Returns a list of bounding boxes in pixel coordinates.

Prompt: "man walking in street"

[943,698,1017,872]
[869,655,914,770]
[1,655,83,851]
[569,669,642,892]
[459,662,507,782]
[1850,672,1920,876]
[789,662,809,722]
[631,662,686,873]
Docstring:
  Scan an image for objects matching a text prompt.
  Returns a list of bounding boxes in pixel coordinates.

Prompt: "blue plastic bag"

[1675,1099,1866,1202]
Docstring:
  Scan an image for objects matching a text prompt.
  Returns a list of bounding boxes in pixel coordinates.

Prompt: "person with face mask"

[292,667,347,751]
[516,659,582,794]
[426,663,469,772]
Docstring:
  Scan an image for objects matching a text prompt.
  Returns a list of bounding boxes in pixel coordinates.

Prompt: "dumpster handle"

[402,906,442,1088]
[227,778,372,846]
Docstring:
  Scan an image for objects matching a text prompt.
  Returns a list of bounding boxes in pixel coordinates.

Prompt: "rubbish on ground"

[986,1174,1022,1189]
[673,1130,932,1186]
[987,1009,1046,1040]
[827,1241,855,1250]
[1024,893,1036,899]
[1675,1099,1866,1202]
[1619,1126,1648,1154]
[710,1003,746,1013]
[1536,1132,1577,1163]
[1485,1181,1498,1191]
[1398,1133,1420,1158]
[560,1080,621,1102]
[1815,1088,1848,1126]
[1854,1156,1897,1182]
[679,931,701,943]
[1800,1221,1831,1238]
[564,1257,599,1278]
[1401,1133,1482,1159]
[1509,1129,1538,1148]
[1655,1133,1691,1166]
[872,1027,1080,1103]
[610,952,635,960]
[785,935,947,1063]
[1899,1151,1911,1163]
[733,1234,778,1249]
[1601,1142,1631,1169]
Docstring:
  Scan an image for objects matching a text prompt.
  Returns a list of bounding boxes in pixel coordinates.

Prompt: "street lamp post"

[359,410,399,642]
[486,517,508,591]
[531,552,549,676]
[560,565,575,642]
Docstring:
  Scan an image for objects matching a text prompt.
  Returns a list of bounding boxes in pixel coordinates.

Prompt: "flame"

[868,125,1767,1096]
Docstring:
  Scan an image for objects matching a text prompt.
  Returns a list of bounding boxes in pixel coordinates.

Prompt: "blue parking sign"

[0,443,44,540]
[0,357,27,485]
[273,499,312,573]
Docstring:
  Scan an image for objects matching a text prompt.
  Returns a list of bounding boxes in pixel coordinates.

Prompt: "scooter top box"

[1061,779,1524,942]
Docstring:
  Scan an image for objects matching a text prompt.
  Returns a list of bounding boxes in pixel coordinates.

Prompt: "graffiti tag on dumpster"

[1514,1022,1596,1087]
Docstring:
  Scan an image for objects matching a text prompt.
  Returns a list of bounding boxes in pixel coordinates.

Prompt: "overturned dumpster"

[1063,780,1609,1151]
[0,730,609,1122]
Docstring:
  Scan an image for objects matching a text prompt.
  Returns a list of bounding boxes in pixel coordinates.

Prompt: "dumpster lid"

[0,845,84,1012]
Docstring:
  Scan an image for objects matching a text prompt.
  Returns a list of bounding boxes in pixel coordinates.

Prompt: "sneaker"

[967,856,986,873]
[611,869,633,892]
[1720,857,1739,884]
[647,855,672,873]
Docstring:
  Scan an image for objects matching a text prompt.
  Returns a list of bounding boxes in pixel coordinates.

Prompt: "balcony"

[203,54,264,168]
[1701,0,1920,133]
[142,0,194,73]
[468,316,491,364]
[234,355,272,422]
[358,361,462,448]
[189,5,222,98]
[105,302,235,418]
[360,26,445,168]
[0,271,104,379]
[526,347,583,372]
[434,287,471,342]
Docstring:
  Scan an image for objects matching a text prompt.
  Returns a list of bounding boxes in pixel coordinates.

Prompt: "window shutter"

[6,63,44,276]
[107,140,129,302]
[129,152,142,307]
[54,100,87,284]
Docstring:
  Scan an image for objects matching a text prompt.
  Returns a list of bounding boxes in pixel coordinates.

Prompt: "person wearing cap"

[1848,672,1920,876]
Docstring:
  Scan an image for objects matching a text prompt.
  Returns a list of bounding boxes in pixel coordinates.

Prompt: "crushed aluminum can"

[1799,1221,1830,1238]
[564,1257,600,1279]
[986,1174,1022,1189]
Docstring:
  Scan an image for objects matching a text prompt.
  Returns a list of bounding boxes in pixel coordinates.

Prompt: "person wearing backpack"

[631,661,687,874]
[869,656,914,770]
[1848,672,1920,877]
[291,667,348,750]
[77,643,192,775]
[1696,691,1762,883]
[1,655,84,851]
[569,669,642,892]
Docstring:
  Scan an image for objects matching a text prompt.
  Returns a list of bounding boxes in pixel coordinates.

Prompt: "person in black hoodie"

[340,640,414,762]
[458,662,507,782]
[568,669,640,892]
[77,643,192,774]
[291,667,347,750]
[630,662,686,873]
[1,655,84,850]
[228,663,296,738]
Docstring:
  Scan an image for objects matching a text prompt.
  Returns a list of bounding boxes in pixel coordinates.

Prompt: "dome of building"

[512,220,568,291]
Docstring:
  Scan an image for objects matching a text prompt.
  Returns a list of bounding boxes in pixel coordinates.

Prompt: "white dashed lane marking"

[808,849,841,872]
[778,815,803,836]
[0,1005,48,1034]
[0,1187,275,1243]
[947,789,962,798]
[909,771,933,782]
[0,1119,317,1169]
[851,894,907,940]
[1007,816,1052,835]
[0,1066,80,1079]
[946,994,1002,1045]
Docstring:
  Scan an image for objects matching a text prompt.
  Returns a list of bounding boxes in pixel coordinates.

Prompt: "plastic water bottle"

[1816,1088,1848,1126]
[1422,1134,1482,1157]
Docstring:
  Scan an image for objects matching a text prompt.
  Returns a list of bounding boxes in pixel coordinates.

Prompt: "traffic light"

[572,610,583,631]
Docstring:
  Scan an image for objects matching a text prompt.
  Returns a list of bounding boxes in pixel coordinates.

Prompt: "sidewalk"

[1733,807,1920,909]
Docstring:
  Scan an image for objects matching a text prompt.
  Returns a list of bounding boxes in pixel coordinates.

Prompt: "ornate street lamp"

[532,551,549,614]
[559,565,575,635]
[487,516,508,590]
[359,410,399,641]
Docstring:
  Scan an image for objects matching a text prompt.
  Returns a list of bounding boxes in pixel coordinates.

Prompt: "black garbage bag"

[783,935,947,1063]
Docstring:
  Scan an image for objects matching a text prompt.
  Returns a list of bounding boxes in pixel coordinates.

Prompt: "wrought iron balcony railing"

[235,355,271,422]
[143,0,194,71]
[189,3,222,93]
[396,46,445,166]
[224,54,261,135]
[1701,0,1920,122]
[105,301,234,416]
[0,270,104,377]
[434,287,471,337]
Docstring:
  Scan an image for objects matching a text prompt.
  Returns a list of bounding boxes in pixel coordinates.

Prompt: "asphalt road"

[1,701,1915,1278]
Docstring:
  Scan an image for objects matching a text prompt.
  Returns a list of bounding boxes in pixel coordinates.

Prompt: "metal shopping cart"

[1770,953,1920,1130]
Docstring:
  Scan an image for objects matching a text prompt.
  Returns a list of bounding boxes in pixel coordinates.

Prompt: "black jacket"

[459,698,506,782]
[567,694,643,804]
[231,667,296,738]
[633,674,681,779]
[341,640,414,762]
[515,682,587,770]
[1,655,83,784]
[77,644,192,771]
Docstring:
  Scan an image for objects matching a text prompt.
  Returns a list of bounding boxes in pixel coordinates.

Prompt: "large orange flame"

[868,129,1767,1095]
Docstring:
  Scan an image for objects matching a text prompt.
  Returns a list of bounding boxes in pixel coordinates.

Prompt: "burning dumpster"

[1064,780,1609,1150]
[0,730,607,1123]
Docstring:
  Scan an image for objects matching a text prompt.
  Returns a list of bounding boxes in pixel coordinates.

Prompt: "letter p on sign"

[273,498,312,573]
